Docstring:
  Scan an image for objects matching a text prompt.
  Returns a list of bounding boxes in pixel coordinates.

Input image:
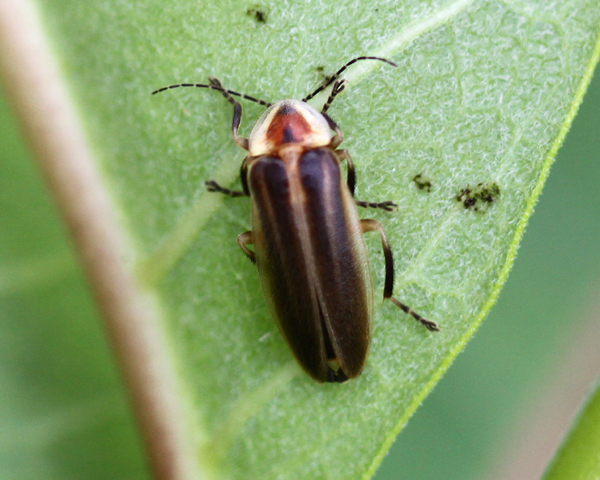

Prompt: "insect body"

[153,57,440,383]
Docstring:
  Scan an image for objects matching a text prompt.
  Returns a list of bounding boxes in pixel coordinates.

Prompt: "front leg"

[208,77,249,150]
[323,113,344,149]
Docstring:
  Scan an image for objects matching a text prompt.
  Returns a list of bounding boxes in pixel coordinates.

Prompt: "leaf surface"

[2,0,600,479]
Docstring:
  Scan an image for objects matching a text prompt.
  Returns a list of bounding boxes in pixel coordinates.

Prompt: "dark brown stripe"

[299,148,370,377]
[249,156,328,381]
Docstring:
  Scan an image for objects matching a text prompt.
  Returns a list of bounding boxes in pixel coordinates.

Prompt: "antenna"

[302,56,397,103]
[151,82,272,108]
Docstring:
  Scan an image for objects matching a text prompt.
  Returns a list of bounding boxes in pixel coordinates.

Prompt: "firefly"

[153,57,440,383]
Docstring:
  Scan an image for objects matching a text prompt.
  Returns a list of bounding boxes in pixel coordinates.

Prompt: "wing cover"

[249,149,373,381]
[301,149,372,377]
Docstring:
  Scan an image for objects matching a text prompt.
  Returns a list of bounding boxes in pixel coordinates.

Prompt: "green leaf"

[1,0,600,479]
[543,381,600,480]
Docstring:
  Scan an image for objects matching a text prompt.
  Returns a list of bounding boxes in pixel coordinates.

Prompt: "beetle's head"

[248,100,332,157]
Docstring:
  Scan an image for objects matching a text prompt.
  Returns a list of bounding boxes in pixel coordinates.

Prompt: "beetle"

[153,56,440,383]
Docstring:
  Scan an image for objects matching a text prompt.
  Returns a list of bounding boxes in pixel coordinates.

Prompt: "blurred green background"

[0,86,147,477]
[1,63,599,480]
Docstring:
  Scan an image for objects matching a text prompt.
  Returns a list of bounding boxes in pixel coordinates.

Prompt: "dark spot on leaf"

[413,173,432,192]
[456,182,501,212]
[315,65,334,84]
[246,5,269,24]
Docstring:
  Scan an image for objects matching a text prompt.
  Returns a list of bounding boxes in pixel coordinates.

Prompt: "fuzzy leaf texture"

[1,0,600,480]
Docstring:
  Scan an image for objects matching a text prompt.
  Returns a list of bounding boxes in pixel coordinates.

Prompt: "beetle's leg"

[327,367,349,383]
[321,79,346,114]
[208,77,249,150]
[361,219,440,332]
[355,199,398,212]
[323,112,343,149]
[361,219,394,297]
[334,149,356,196]
[240,159,251,197]
[205,180,247,197]
[206,157,252,198]
[237,231,256,264]
[335,150,398,211]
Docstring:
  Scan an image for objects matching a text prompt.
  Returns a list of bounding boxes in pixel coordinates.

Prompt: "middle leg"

[335,150,398,211]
